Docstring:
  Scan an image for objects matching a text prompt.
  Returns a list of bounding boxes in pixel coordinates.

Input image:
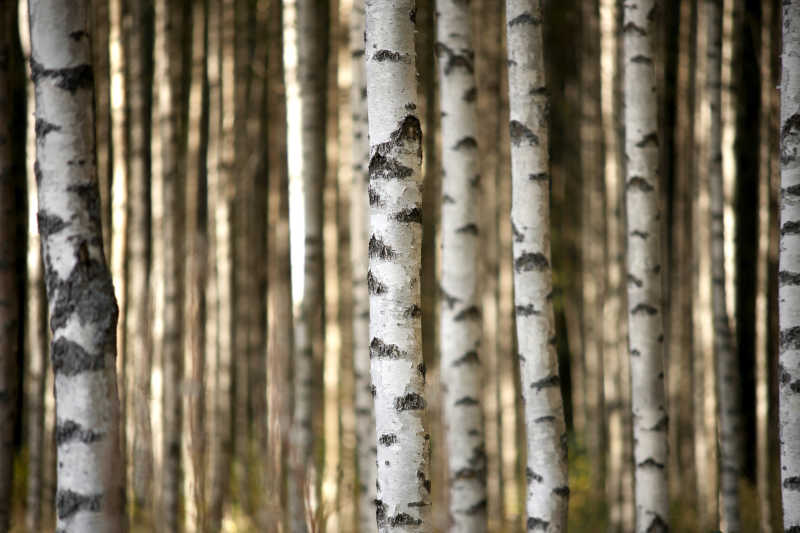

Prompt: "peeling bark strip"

[505,1,568,531]
[365,1,430,531]
[28,1,124,531]
[782,2,800,531]
[623,0,669,531]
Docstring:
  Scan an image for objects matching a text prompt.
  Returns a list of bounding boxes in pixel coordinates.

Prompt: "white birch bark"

[504,2,568,531]
[780,1,800,530]
[622,1,669,531]
[28,1,124,530]
[434,1,487,530]
[350,1,378,531]
[707,1,741,530]
[365,1,431,530]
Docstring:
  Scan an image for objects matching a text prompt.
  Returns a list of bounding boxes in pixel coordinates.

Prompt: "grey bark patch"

[644,514,668,533]
[378,433,398,446]
[52,338,104,376]
[636,458,665,470]
[530,374,560,391]
[782,221,800,235]
[370,337,404,359]
[463,87,477,102]
[394,207,422,223]
[372,49,403,62]
[434,42,474,74]
[388,513,422,526]
[526,468,543,483]
[528,172,548,182]
[514,252,549,272]
[35,118,61,138]
[509,120,539,146]
[630,55,654,65]
[368,235,395,259]
[456,223,479,235]
[634,132,659,147]
[782,113,800,164]
[623,22,646,35]
[454,396,479,406]
[454,306,481,321]
[394,392,426,411]
[785,477,800,491]
[453,351,479,366]
[515,304,540,317]
[527,517,550,530]
[56,489,102,519]
[626,176,654,192]
[783,326,800,352]
[508,12,541,26]
[55,420,103,445]
[30,58,94,93]
[452,136,478,151]
[631,303,658,315]
[552,486,570,497]
[37,211,68,238]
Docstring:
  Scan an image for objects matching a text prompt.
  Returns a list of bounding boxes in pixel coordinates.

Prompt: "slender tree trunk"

[92,0,111,257]
[0,5,20,530]
[779,2,800,530]
[706,0,742,529]
[28,1,124,530]
[365,1,431,531]
[434,1,488,531]
[504,2,568,531]
[349,2,377,531]
[622,0,669,531]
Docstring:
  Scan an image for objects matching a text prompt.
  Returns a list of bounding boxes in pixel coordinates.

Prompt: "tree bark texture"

[622,0,669,531]
[434,1,488,531]
[28,1,125,530]
[365,1,431,531]
[505,1,568,531]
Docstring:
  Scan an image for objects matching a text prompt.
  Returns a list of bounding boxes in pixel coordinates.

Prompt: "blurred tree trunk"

[92,0,112,256]
[622,0,670,531]
[29,0,125,530]
[364,1,431,531]
[505,1,568,531]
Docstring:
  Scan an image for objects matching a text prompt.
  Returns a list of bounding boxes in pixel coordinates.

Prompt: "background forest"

[0,0,787,531]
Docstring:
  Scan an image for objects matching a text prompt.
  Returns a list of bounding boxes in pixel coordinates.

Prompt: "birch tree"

[349,1,378,531]
[505,1,568,531]
[435,1,487,530]
[706,0,741,529]
[780,1,800,530]
[365,1,431,530]
[622,0,669,530]
[28,1,125,531]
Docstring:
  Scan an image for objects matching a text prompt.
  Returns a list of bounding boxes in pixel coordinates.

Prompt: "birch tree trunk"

[780,2,800,530]
[0,5,20,529]
[365,1,431,530]
[707,1,741,530]
[28,1,125,530]
[622,0,669,530]
[504,2,568,531]
[434,1,487,530]
[349,1,378,531]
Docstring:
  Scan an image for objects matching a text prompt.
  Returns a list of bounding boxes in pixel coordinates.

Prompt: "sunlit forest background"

[0,0,786,531]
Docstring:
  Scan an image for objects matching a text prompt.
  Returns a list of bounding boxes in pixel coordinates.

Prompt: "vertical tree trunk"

[435,1,488,531]
[349,1,377,531]
[707,0,742,530]
[28,1,124,530]
[0,4,19,530]
[92,0,111,257]
[505,2,568,531]
[622,1,670,531]
[365,1,431,531]
[779,2,800,530]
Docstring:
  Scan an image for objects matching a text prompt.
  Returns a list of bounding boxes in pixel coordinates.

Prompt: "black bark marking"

[528,172,548,182]
[378,433,398,446]
[784,477,800,491]
[463,87,477,102]
[637,458,665,470]
[515,252,549,272]
[530,374,560,391]
[35,118,61,138]
[512,221,524,242]
[784,184,800,199]
[631,303,658,315]
[452,467,486,481]
[534,415,555,423]
[51,338,104,376]
[351,49,365,58]
[368,186,382,207]
[778,271,800,287]
[370,384,376,397]
[454,223,479,237]
[388,513,422,526]
[455,396,480,406]
[453,136,478,151]
[631,348,641,357]
[376,500,387,526]
[408,501,429,508]
[404,304,422,318]
[644,514,668,533]
[370,338,404,359]
[30,58,94,93]
[623,22,647,35]
[782,113,800,164]
[367,271,386,295]
[510,120,539,146]
[418,362,426,382]
[373,49,403,62]
[394,393,426,411]
[526,468,543,483]
[441,286,460,309]
[462,499,487,515]
[405,102,417,111]
[368,235,395,259]
[515,304,540,317]
[527,517,550,530]
[394,207,422,224]
[417,470,431,493]
[782,221,800,235]
[626,176,654,192]
[780,327,800,351]
[454,305,481,321]
[630,55,654,65]
[552,486,570,497]
[453,351,479,366]
[37,212,68,238]
[631,230,649,239]
[647,416,668,431]
[435,42,474,74]
[369,153,413,181]
[68,30,88,41]
[55,420,103,445]
[443,193,456,204]
[627,274,643,287]
[56,489,102,519]
[529,86,547,96]
[509,12,541,26]
[635,132,659,148]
